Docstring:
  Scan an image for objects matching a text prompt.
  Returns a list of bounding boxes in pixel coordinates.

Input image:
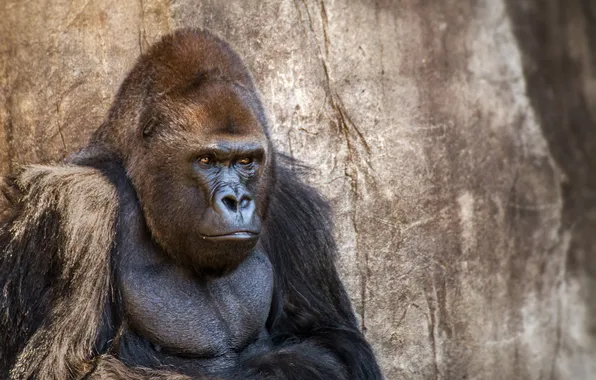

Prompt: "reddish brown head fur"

[92,28,267,159]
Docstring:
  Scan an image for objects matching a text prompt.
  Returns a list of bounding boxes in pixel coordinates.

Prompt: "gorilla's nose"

[214,189,254,216]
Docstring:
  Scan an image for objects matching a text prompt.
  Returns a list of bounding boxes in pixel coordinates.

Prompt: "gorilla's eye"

[237,157,253,166]
[197,156,213,165]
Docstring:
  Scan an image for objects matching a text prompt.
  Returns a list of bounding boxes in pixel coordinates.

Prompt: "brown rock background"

[1,0,595,379]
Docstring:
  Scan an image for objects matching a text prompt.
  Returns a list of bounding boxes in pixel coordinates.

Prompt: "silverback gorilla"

[0,29,382,379]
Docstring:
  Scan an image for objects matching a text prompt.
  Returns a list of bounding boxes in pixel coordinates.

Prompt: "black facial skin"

[192,144,263,241]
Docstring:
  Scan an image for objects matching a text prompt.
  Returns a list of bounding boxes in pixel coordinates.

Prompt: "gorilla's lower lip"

[200,232,260,241]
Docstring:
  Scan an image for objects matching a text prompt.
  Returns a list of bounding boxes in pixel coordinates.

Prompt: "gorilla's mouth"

[200,231,260,242]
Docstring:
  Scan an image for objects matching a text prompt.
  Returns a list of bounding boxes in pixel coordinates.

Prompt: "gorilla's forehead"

[165,81,265,136]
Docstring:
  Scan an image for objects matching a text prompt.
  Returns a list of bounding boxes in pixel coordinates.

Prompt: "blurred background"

[1,0,595,378]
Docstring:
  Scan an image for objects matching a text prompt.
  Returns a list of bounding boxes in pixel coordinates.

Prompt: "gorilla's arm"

[0,162,191,380]
[87,355,190,379]
[249,164,384,380]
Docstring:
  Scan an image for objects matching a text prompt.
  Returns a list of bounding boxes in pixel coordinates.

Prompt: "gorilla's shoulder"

[1,163,119,247]
[15,164,118,214]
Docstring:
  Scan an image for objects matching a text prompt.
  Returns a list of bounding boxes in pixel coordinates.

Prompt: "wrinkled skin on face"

[127,81,272,276]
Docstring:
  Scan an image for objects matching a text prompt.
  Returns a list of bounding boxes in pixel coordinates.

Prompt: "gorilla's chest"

[118,250,274,358]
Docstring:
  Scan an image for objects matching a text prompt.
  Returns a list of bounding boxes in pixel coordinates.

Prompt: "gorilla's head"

[93,29,274,275]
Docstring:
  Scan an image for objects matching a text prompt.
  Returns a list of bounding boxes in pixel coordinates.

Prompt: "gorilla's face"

[128,81,272,275]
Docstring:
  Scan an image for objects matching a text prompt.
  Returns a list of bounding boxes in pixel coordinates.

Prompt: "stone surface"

[1,0,595,378]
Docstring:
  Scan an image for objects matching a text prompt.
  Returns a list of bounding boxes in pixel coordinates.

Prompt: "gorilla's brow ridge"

[196,142,265,160]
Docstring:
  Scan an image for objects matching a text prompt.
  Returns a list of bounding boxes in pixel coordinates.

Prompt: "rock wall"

[1,0,595,378]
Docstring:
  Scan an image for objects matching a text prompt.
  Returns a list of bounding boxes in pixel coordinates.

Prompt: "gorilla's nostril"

[239,197,251,209]
[221,196,238,212]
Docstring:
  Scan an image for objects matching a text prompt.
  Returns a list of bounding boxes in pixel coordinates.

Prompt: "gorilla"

[0,29,382,379]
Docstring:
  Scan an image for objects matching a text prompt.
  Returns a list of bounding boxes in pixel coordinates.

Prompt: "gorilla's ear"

[141,113,160,139]
[138,97,167,140]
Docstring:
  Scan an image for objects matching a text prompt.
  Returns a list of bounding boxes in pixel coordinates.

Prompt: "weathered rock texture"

[1,0,595,379]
